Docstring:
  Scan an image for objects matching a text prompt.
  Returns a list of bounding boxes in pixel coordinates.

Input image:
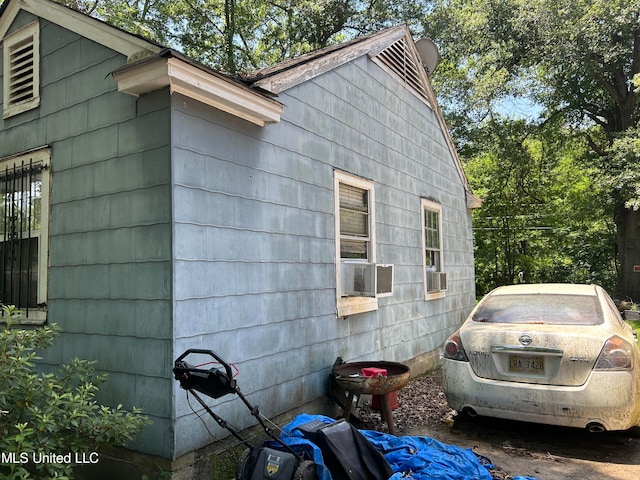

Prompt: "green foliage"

[608,126,640,210]
[54,0,430,73]
[0,307,150,480]
[466,117,617,296]
[427,0,638,296]
[428,0,639,133]
[210,445,247,480]
[627,320,640,343]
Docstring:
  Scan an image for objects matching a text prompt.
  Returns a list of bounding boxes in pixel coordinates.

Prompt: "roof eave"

[0,0,161,59]
[112,55,283,127]
[466,191,483,209]
[251,24,408,94]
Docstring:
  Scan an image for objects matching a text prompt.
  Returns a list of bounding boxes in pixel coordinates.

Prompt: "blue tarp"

[362,429,493,480]
[273,414,539,480]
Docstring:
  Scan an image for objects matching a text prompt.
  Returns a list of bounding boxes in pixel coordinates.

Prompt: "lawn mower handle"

[173,349,237,399]
[174,348,235,381]
[173,348,304,459]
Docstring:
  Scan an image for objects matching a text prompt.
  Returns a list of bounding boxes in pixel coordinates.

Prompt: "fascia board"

[1,0,160,58]
[432,102,482,208]
[0,0,21,38]
[113,58,169,94]
[253,25,408,94]
[113,57,283,127]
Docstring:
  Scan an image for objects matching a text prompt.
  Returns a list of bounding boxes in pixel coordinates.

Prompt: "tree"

[465,116,616,296]
[427,0,640,298]
[55,0,431,73]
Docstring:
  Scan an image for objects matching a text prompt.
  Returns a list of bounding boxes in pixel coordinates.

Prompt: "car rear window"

[472,294,603,325]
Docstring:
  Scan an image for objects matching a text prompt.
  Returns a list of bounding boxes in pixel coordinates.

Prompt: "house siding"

[170,96,338,456]
[170,54,475,456]
[2,7,475,466]
[0,15,174,457]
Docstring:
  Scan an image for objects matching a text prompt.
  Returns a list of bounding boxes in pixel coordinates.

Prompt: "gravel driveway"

[355,368,640,480]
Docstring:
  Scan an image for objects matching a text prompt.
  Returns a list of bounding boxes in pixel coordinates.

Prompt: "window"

[3,21,40,119]
[334,171,378,316]
[422,199,445,299]
[338,181,371,261]
[472,294,603,326]
[0,148,50,323]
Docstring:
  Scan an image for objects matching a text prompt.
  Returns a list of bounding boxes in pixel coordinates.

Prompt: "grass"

[627,320,640,343]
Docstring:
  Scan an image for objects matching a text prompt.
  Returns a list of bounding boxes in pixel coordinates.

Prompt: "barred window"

[0,149,49,322]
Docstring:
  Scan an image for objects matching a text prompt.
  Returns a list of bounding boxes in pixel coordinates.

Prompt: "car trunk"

[459,323,608,386]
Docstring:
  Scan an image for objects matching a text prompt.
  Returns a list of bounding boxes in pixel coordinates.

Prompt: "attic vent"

[3,22,40,119]
[9,38,35,103]
[374,36,432,105]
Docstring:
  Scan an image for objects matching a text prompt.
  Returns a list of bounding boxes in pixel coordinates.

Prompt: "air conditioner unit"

[376,264,394,297]
[440,272,447,290]
[427,271,447,292]
[340,262,376,297]
[340,263,395,298]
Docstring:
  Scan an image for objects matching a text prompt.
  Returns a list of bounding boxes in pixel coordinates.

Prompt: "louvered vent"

[8,36,36,106]
[375,37,431,104]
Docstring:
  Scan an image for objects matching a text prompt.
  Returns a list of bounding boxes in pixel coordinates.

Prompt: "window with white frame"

[334,171,378,316]
[0,148,50,323]
[422,198,446,299]
[338,181,371,261]
[3,21,40,119]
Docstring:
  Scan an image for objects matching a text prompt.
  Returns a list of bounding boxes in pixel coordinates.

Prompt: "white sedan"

[442,283,640,432]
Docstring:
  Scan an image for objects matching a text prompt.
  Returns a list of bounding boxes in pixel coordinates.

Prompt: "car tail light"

[443,330,468,362]
[594,336,633,370]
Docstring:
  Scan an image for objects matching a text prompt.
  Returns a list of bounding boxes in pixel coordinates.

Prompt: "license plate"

[508,355,544,374]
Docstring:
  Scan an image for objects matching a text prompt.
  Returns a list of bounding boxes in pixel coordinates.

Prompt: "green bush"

[627,320,640,343]
[0,306,151,480]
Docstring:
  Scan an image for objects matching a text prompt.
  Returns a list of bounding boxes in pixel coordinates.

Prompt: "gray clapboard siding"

[169,54,474,456]
[1,5,475,462]
[0,15,174,456]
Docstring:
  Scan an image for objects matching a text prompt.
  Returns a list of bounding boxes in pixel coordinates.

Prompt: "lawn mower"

[173,349,392,480]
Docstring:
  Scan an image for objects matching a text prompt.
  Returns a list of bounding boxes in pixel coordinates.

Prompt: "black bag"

[297,419,393,480]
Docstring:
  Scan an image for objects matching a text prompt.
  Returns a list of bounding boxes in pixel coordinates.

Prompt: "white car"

[442,283,640,432]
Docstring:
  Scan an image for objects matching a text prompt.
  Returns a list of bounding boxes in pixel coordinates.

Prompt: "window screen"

[339,182,370,259]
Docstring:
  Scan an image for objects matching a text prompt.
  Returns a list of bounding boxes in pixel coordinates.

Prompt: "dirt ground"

[411,414,640,480]
[356,369,640,480]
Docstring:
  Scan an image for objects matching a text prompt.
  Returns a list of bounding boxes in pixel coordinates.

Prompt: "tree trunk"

[614,204,640,301]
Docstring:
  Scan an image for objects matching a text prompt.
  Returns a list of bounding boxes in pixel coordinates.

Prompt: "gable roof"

[0,0,480,206]
[246,24,480,208]
[248,25,437,107]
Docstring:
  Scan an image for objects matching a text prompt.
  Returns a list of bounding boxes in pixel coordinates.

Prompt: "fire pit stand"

[330,360,411,435]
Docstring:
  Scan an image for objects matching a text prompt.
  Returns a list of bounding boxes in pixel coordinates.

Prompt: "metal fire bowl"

[332,361,411,396]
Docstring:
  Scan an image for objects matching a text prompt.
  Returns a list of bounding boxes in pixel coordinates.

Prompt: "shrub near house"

[0,307,149,480]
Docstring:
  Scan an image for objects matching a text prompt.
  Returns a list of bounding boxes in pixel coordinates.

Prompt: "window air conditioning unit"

[427,271,447,291]
[340,262,394,297]
[341,262,376,297]
[376,264,394,297]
